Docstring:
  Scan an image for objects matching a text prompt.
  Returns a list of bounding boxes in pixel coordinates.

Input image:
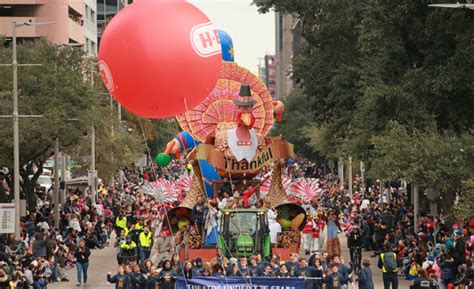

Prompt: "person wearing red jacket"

[302,210,315,255]
[312,220,322,253]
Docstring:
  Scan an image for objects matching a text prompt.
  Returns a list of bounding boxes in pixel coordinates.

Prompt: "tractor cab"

[218,208,271,259]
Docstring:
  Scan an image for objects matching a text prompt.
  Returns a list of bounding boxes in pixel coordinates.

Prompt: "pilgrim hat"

[234,84,256,106]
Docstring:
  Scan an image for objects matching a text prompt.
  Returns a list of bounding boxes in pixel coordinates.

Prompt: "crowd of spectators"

[3,158,471,289]
[98,159,474,289]
[0,184,110,288]
[0,163,159,289]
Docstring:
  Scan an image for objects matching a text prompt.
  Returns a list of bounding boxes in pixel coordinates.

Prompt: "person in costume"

[302,209,316,255]
[204,200,219,245]
[327,210,342,257]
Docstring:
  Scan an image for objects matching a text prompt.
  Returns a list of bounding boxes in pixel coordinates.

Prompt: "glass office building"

[97,0,133,46]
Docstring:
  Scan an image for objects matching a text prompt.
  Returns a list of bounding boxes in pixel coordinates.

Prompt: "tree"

[270,88,315,158]
[0,39,97,209]
[256,0,368,160]
[120,110,179,160]
[254,0,474,212]
[67,104,144,182]
[454,178,474,220]
[0,39,144,210]
[369,122,469,190]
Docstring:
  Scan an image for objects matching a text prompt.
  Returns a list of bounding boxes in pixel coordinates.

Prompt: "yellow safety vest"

[139,232,152,248]
[380,252,398,273]
[135,223,144,231]
[116,217,127,229]
[121,241,137,250]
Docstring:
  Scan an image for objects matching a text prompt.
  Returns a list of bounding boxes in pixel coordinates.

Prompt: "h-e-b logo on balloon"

[99,61,114,93]
[190,22,221,58]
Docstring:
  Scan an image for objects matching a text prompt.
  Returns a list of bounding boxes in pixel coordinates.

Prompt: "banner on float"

[176,276,305,289]
[193,140,294,174]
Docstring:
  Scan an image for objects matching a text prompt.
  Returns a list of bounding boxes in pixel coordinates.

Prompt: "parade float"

[97,0,308,263]
[163,60,307,261]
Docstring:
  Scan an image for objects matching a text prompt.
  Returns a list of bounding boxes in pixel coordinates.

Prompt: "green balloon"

[155,153,171,167]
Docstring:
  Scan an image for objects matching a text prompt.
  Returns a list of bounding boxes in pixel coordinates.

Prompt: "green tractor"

[217,208,271,259]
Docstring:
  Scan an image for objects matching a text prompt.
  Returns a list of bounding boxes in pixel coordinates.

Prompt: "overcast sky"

[189,0,275,74]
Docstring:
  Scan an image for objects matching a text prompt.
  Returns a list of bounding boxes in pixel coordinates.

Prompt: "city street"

[0,1,472,289]
[50,243,117,289]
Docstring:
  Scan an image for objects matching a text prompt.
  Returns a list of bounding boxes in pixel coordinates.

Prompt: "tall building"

[83,0,98,55]
[275,12,301,99]
[258,55,277,98]
[0,0,98,55]
[258,58,266,83]
[97,0,131,46]
[264,55,277,98]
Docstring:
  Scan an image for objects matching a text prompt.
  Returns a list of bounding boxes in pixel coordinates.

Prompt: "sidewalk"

[49,243,117,289]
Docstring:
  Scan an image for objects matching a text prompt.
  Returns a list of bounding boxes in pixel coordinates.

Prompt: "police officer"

[119,236,137,265]
[115,211,127,237]
[378,243,398,289]
[138,226,153,265]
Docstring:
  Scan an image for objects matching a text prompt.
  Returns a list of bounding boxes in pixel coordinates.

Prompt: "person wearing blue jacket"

[438,254,455,287]
[129,265,147,289]
[158,260,177,289]
[295,258,317,289]
[358,258,374,289]
[107,266,131,289]
[323,265,345,289]
[331,256,352,287]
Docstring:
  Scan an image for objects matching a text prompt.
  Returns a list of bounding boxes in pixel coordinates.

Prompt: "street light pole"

[413,183,419,232]
[89,62,96,205]
[3,21,54,239]
[53,137,60,228]
[12,22,21,240]
[60,153,66,204]
[348,156,353,198]
[91,125,96,205]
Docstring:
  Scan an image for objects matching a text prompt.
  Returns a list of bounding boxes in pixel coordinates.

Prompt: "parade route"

[49,233,412,289]
[49,243,117,289]
[1,1,472,289]
[313,234,412,289]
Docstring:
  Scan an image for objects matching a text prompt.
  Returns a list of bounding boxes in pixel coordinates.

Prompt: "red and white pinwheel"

[289,178,321,203]
[176,176,192,192]
[138,178,179,204]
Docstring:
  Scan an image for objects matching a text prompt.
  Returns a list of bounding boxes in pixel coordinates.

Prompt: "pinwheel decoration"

[138,179,179,204]
[176,176,192,192]
[289,178,321,204]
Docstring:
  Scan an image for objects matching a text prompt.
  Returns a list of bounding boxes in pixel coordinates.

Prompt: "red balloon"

[98,0,222,119]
